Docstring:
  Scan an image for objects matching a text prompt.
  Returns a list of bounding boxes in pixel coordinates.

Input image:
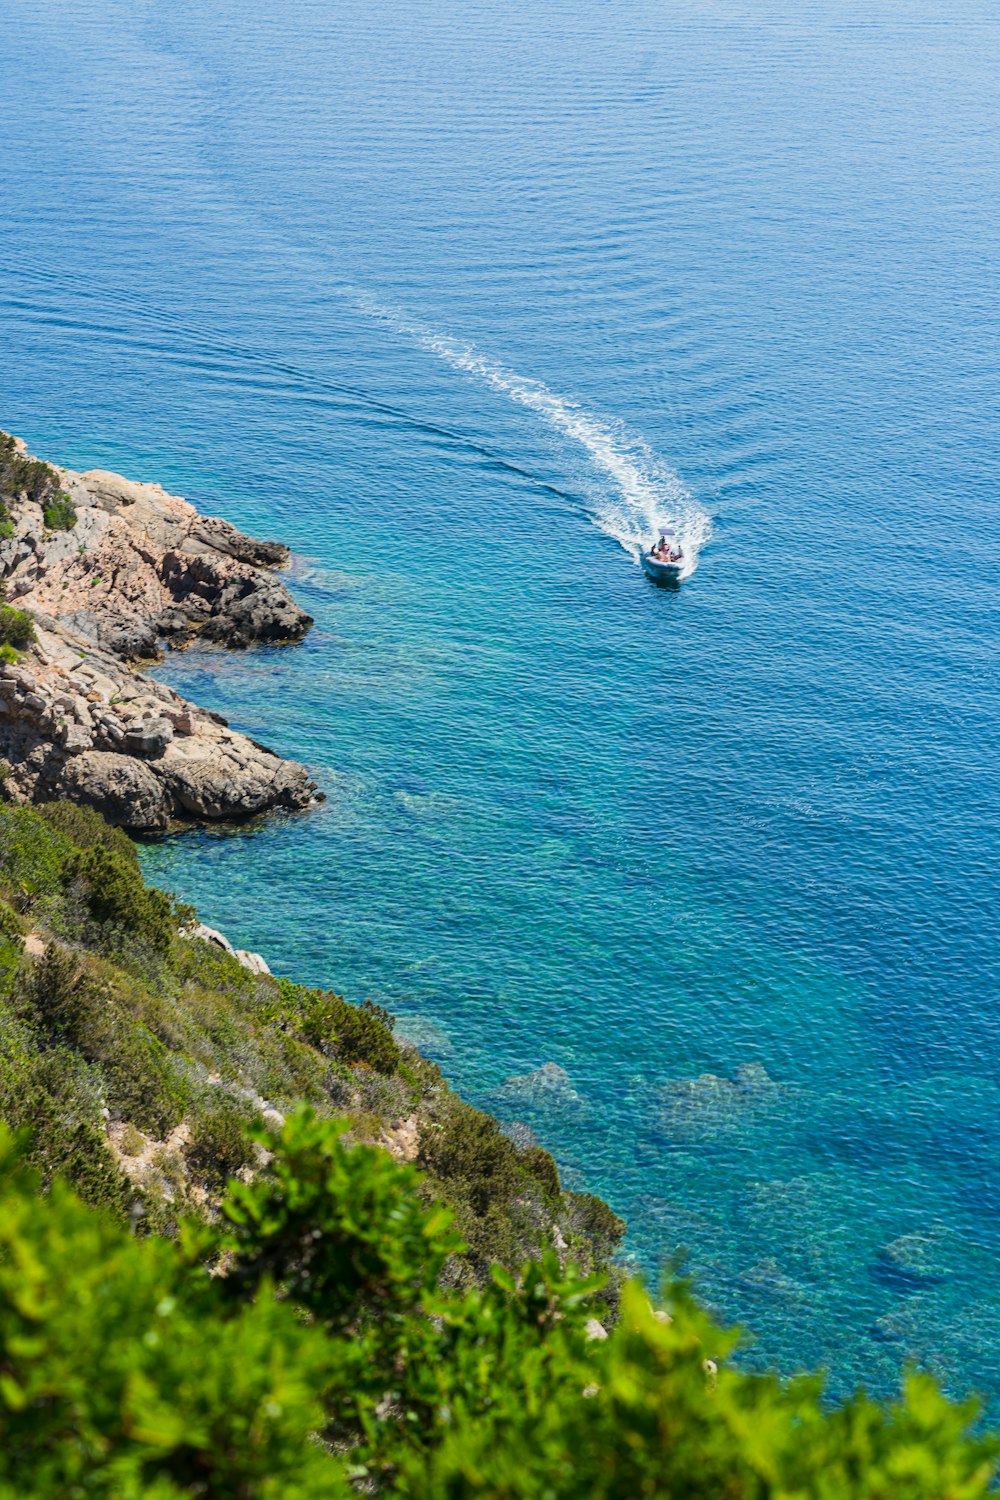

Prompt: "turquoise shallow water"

[2,0,1000,1404]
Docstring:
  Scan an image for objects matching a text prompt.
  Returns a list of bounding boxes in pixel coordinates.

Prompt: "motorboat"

[641,527,684,584]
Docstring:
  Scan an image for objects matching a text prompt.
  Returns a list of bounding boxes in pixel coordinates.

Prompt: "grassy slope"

[0,802,622,1286]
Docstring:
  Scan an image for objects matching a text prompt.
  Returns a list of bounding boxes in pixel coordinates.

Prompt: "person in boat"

[651,535,683,563]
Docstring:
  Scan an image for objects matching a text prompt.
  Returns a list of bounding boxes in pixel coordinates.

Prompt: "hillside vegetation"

[0,804,995,1496]
[0,803,616,1278]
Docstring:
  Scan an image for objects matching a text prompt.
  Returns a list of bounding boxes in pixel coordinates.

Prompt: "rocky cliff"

[0,430,319,828]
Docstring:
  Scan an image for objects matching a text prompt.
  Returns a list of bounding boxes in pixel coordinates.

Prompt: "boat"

[641,527,684,584]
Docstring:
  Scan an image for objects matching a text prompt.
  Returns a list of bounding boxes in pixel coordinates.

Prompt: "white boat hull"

[641,552,683,584]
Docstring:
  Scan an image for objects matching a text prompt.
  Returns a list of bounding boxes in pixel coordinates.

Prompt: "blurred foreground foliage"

[0,1109,995,1500]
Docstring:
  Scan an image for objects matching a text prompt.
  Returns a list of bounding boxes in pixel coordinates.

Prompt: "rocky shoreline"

[0,430,320,829]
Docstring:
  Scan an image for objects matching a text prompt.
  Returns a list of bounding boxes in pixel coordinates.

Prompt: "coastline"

[0,430,320,828]
[0,424,626,1282]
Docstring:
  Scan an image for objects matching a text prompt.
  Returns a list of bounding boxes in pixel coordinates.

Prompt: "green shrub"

[416,1101,618,1276]
[361,996,396,1030]
[0,501,12,541]
[27,946,189,1137]
[0,429,59,503]
[63,843,174,955]
[0,603,35,650]
[397,1277,999,1500]
[521,1143,561,1198]
[212,1112,1000,1495]
[42,491,77,530]
[0,1128,339,1498]
[102,1025,190,1138]
[0,1048,131,1215]
[0,1110,997,1498]
[0,898,23,941]
[217,1108,461,1334]
[332,994,401,1073]
[419,1096,522,1218]
[565,1189,626,1260]
[280,978,401,1074]
[0,900,24,1003]
[177,935,260,1003]
[0,807,72,903]
[36,800,139,866]
[26,943,88,1034]
[0,641,19,664]
[187,1104,257,1181]
[119,1122,145,1156]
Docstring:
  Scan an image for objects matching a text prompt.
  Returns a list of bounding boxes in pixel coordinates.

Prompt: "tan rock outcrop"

[3,446,311,659]
[0,432,319,828]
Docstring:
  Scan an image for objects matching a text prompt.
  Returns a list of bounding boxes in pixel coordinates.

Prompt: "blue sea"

[2,0,999,1406]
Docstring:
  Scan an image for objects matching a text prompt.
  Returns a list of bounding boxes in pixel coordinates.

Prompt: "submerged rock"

[498,1061,585,1114]
[502,1120,539,1151]
[392,1016,455,1058]
[735,1257,808,1303]
[651,1062,779,1142]
[874,1230,955,1291]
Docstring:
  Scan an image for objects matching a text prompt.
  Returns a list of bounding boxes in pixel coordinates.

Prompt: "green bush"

[361,995,396,1030]
[0,897,24,942]
[0,603,35,650]
[417,1100,619,1276]
[0,429,59,503]
[102,1025,190,1138]
[419,1096,522,1218]
[0,807,72,903]
[521,1142,561,1198]
[3,1111,993,1499]
[0,1128,340,1499]
[216,1108,460,1333]
[280,977,401,1074]
[0,1048,131,1215]
[177,935,260,1003]
[0,642,19,664]
[119,1122,145,1156]
[42,491,77,530]
[36,800,139,866]
[0,898,24,1001]
[27,945,189,1137]
[187,1104,257,1181]
[63,843,175,955]
[565,1189,626,1260]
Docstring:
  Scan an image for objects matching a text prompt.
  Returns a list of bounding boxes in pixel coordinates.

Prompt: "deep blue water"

[3,0,1000,1404]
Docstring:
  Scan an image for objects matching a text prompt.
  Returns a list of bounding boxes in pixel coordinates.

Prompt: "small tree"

[0,604,34,651]
[42,492,78,530]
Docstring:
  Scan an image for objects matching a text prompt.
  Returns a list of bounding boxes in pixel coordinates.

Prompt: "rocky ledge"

[0,430,319,829]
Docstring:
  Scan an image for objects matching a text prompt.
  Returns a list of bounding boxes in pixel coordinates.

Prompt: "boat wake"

[356,297,711,579]
[5,245,710,579]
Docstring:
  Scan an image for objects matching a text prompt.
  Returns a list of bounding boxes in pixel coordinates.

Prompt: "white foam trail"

[355,296,711,578]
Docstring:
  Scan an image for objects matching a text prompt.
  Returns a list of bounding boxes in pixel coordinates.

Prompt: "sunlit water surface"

[2,0,999,1405]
